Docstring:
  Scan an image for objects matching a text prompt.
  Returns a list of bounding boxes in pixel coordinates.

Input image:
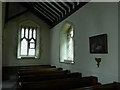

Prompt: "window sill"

[60,60,75,64]
[17,56,38,60]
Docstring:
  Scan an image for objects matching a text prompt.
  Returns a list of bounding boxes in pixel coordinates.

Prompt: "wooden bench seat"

[19,65,55,70]
[18,69,70,76]
[17,76,98,90]
[70,82,120,90]
[18,72,82,82]
[19,67,62,72]
[2,65,54,81]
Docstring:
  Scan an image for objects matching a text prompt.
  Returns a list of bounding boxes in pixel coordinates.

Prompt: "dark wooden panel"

[71,82,120,90]
[17,76,99,90]
[36,2,59,21]
[18,72,81,82]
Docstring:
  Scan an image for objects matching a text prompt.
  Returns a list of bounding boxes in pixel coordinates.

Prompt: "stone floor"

[2,75,17,90]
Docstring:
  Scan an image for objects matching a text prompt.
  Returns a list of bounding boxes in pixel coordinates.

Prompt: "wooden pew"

[17,67,72,83]
[70,82,120,90]
[18,72,82,82]
[18,66,63,73]
[2,65,55,81]
[19,65,55,70]
[19,67,62,72]
[18,69,70,76]
[17,76,99,90]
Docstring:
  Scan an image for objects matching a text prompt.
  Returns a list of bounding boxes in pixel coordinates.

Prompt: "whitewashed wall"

[50,2,118,84]
[2,12,51,66]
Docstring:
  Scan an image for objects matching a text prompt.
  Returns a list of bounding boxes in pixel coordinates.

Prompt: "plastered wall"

[2,12,51,66]
[50,2,118,84]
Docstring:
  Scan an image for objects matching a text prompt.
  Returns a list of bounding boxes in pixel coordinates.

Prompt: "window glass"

[20,39,28,55]
[29,28,32,39]
[33,29,36,39]
[25,28,28,38]
[67,28,73,60]
[60,23,74,63]
[30,43,35,48]
[18,27,37,58]
[29,49,35,56]
[30,39,34,43]
[21,28,24,38]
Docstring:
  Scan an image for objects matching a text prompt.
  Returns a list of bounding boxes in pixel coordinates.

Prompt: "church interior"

[1,1,120,90]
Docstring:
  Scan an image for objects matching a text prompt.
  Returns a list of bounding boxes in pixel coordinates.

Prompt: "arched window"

[60,22,74,63]
[17,20,40,59]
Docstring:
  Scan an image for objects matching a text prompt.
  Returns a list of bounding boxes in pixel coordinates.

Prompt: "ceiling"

[5,2,88,29]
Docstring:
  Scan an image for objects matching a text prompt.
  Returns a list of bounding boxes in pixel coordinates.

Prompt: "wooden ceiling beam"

[37,2,59,21]
[73,2,78,8]
[40,2,61,20]
[45,2,63,18]
[50,2,88,29]
[32,3,56,22]
[64,2,73,12]
[52,2,66,15]
[18,2,88,29]
[59,2,70,13]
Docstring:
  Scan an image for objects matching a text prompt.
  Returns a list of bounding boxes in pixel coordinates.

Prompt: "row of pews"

[16,65,119,90]
[71,82,120,90]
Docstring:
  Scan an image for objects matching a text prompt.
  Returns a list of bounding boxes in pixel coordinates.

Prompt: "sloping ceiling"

[5,2,87,29]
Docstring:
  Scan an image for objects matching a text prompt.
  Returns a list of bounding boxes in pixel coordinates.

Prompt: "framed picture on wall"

[89,34,108,54]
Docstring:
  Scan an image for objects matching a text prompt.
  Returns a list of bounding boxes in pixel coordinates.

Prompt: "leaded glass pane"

[25,28,28,38]
[29,49,35,56]
[19,26,37,58]
[21,28,24,38]
[67,30,73,60]
[33,29,36,39]
[29,28,32,39]
[70,30,73,37]
[30,43,35,48]
[20,39,28,55]
[30,39,34,43]
[68,38,73,60]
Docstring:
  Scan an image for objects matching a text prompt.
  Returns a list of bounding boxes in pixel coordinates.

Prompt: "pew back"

[70,82,120,90]
[18,72,82,82]
[18,69,70,76]
[17,76,98,90]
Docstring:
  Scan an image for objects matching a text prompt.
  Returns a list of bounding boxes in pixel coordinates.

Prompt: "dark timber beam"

[45,2,63,18]
[40,2,61,21]
[50,2,88,29]
[52,2,66,15]
[32,3,55,22]
[64,2,73,12]
[59,2,70,13]
[37,2,59,21]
